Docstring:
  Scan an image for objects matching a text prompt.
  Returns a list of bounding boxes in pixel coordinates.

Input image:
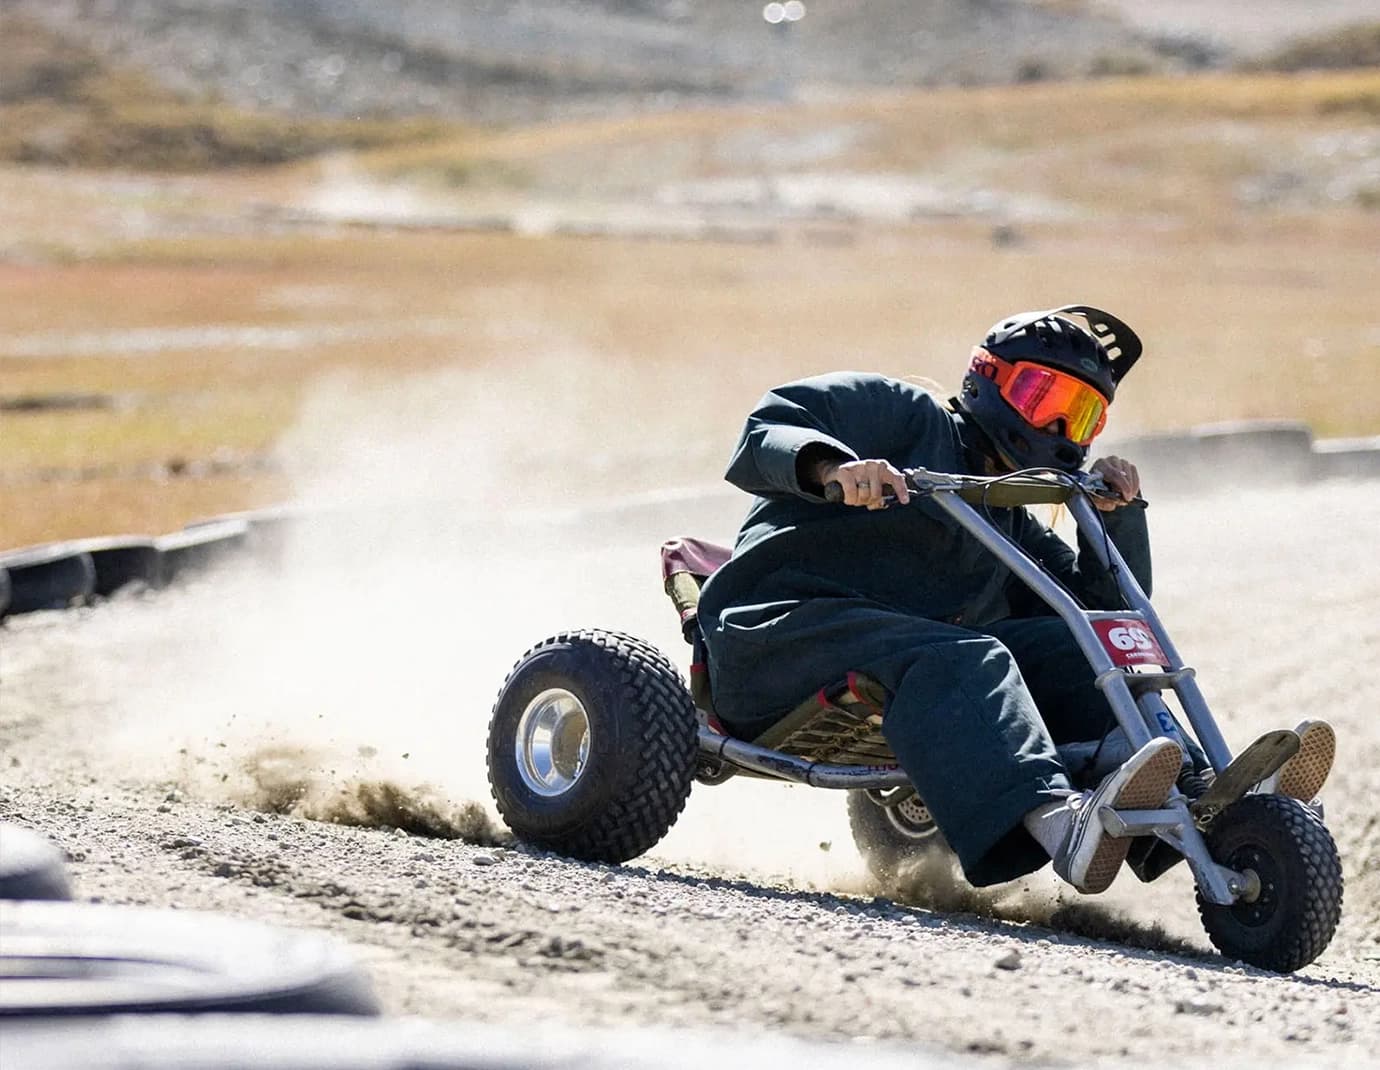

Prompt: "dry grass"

[0,472,288,549]
[363,70,1380,193]
[2,70,1378,550]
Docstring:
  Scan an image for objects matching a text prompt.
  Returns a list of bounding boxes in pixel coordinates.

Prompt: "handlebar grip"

[824,481,845,504]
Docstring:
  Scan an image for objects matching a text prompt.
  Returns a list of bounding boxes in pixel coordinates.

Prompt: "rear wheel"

[487,629,696,863]
[1196,793,1342,973]
[846,789,953,884]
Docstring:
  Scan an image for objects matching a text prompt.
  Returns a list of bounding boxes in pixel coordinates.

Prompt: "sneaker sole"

[1277,721,1335,803]
[1082,744,1183,894]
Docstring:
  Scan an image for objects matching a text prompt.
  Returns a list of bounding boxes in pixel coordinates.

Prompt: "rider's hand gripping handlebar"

[824,467,1129,509]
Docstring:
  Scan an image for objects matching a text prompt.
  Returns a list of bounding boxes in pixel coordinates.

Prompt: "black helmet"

[954,304,1143,472]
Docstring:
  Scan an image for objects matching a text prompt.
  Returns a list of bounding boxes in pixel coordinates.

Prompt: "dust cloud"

[76,357,715,833]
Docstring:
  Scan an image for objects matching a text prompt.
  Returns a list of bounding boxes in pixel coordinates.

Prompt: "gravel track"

[2,477,1379,1066]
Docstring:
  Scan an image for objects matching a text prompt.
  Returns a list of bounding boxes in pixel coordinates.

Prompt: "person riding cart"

[696,306,1332,893]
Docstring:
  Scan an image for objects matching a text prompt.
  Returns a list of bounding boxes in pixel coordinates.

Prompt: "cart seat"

[661,537,898,767]
[660,536,732,634]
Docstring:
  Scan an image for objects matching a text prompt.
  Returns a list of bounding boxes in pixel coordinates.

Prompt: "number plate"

[1092,618,1169,667]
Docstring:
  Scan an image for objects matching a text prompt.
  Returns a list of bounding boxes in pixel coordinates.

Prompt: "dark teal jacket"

[698,372,1151,634]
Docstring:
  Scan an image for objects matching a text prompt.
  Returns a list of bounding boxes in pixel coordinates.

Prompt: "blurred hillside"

[9,0,1218,125]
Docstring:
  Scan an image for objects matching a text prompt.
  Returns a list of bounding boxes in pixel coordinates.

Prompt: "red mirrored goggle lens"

[1002,362,1107,444]
[970,349,1109,445]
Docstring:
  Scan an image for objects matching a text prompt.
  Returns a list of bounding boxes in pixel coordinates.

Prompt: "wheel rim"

[514,688,591,797]
[884,795,939,841]
[1224,844,1281,929]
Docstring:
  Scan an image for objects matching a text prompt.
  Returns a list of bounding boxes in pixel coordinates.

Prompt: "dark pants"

[706,599,1122,886]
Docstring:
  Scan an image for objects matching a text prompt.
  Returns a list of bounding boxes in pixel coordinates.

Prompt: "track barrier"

[0,545,97,616]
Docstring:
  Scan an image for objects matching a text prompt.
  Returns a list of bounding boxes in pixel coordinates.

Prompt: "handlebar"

[823,467,1126,509]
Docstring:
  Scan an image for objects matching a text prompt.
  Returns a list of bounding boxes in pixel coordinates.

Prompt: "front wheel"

[486,629,697,863]
[1196,793,1343,973]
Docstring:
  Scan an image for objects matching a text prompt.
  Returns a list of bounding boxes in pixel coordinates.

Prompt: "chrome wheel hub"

[515,688,591,797]
[886,795,938,840]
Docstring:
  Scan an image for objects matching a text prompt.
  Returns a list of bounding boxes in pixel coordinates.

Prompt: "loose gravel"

[2,479,1378,1067]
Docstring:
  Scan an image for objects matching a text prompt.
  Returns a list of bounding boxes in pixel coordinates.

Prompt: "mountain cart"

[486,467,1342,972]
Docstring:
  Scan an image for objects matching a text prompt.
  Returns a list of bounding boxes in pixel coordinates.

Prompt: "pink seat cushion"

[660,536,732,582]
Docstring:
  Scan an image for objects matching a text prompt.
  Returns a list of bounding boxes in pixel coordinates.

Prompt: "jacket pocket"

[715,599,804,649]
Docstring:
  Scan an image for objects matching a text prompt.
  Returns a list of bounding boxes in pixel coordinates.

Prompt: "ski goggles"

[971,348,1110,445]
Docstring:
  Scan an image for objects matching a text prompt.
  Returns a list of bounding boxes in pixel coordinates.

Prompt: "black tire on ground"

[87,541,165,594]
[1196,793,1343,973]
[846,789,954,884]
[486,629,697,864]
[0,824,73,901]
[0,901,380,1017]
[1,550,96,615]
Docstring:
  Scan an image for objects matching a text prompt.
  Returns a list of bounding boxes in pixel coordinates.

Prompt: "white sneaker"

[1053,737,1184,894]
[1260,720,1335,803]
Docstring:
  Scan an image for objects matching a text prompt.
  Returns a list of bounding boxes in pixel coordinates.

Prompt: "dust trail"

[235,745,506,844]
[24,353,794,864]
[82,353,714,836]
[873,851,1204,957]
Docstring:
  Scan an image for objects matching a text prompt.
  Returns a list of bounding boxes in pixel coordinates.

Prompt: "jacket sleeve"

[722,373,952,500]
[1011,501,1153,611]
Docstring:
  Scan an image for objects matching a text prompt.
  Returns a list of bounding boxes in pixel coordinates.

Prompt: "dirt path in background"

[2,479,1379,1066]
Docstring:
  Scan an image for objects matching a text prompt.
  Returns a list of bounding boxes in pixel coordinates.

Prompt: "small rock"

[994,949,1022,971]
[818,841,831,852]
[472,853,500,866]
[1175,999,1223,1017]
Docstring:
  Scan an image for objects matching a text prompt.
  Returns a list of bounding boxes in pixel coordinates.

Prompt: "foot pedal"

[1190,729,1299,826]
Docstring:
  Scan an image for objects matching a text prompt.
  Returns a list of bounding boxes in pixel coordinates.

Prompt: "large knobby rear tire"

[1196,793,1342,973]
[846,789,954,884]
[486,629,696,863]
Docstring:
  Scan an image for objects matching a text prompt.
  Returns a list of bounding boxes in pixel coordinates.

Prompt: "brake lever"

[1080,471,1146,506]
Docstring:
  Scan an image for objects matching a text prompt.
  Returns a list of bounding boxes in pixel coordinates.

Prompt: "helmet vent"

[1051,305,1143,384]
